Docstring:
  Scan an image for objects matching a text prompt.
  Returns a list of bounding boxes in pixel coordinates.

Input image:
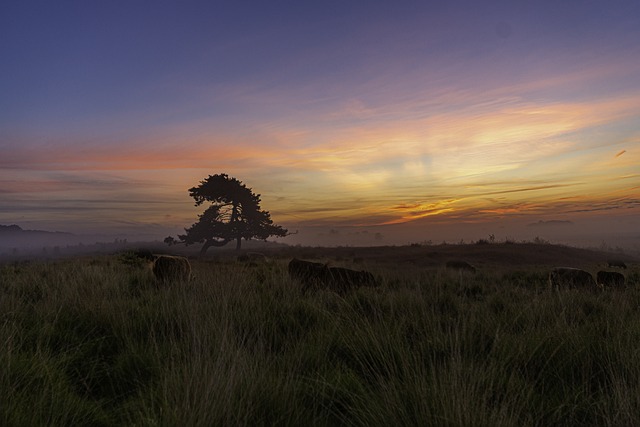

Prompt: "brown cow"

[549,267,597,290]
[607,260,627,269]
[597,270,625,288]
[288,258,329,294]
[237,252,268,264]
[446,260,476,273]
[288,258,377,294]
[152,255,191,283]
[324,266,378,294]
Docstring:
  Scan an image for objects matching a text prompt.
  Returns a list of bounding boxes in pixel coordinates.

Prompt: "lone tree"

[165,174,288,255]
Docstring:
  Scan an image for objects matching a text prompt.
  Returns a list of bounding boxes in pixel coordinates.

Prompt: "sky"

[1,0,639,247]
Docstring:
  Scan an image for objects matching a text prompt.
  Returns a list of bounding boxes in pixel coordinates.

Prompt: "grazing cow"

[288,258,377,294]
[288,258,329,293]
[549,267,597,290]
[446,260,476,273]
[597,271,626,288]
[237,252,268,264]
[325,266,378,293]
[152,255,191,283]
[607,260,627,269]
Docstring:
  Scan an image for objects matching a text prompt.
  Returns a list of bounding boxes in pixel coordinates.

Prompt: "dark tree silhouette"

[166,174,288,255]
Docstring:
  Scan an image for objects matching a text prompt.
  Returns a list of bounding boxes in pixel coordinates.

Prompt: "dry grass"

[1,243,639,426]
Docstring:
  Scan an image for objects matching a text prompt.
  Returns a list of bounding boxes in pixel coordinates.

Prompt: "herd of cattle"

[549,267,626,290]
[147,253,632,293]
[148,254,379,293]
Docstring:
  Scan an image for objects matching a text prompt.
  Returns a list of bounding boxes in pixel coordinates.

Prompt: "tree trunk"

[232,202,242,250]
[200,238,230,258]
[199,241,213,258]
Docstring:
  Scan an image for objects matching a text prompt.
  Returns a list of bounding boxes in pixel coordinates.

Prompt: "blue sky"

[1,0,639,245]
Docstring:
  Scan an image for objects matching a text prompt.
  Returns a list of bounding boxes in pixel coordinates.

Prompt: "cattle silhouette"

[446,260,476,273]
[152,255,191,283]
[549,267,597,290]
[288,258,377,294]
[607,260,627,269]
[597,270,625,288]
[324,266,378,293]
[288,258,328,293]
[237,252,268,264]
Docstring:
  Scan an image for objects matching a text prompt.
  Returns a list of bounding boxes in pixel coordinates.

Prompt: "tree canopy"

[165,174,288,255]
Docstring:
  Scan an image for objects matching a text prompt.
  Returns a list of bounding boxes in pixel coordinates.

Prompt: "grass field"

[1,243,639,426]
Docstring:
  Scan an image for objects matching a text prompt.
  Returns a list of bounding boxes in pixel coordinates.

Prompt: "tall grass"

[1,255,639,426]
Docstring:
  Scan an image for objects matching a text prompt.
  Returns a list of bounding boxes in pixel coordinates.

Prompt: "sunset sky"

[1,1,639,247]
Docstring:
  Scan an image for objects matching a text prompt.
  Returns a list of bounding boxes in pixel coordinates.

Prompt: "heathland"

[1,242,639,426]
